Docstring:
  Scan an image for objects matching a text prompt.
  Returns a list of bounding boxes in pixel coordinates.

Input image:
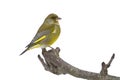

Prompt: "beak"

[58,17,61,20]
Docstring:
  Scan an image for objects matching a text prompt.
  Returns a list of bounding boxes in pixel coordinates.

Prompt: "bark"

[38,47,120,80]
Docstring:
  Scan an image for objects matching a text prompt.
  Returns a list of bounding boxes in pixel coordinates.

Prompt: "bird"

[20,13,61,55]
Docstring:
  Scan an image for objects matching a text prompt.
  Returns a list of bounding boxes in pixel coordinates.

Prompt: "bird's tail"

[20,48,29,56]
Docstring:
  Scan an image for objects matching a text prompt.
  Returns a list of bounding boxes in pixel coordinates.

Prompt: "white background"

[0,0,120,80]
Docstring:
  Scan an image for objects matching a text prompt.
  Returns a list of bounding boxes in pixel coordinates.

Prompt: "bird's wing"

[26,25,55,48]
[32,30,50,43]
[26,30,50,48]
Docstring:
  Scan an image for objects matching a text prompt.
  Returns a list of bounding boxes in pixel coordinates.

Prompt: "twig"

[100,54,115,76]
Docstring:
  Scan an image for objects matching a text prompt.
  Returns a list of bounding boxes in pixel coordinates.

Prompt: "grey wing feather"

[26,30,50,47]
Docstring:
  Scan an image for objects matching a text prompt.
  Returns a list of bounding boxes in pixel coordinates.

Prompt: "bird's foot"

[49,47,60,57]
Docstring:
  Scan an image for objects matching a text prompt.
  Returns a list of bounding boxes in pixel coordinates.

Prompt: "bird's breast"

[52,24,60,34]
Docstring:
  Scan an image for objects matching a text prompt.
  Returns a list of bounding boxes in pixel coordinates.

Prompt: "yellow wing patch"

[34,35,46,43]
[29,44,41,50]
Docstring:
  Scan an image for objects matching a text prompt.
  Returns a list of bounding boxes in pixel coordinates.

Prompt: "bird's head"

[44,13,61,25]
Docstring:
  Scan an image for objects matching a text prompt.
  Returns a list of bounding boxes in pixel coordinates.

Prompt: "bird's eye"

[51,16,57,19]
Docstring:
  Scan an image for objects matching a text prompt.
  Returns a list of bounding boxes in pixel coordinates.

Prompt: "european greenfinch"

[20,13,61,55]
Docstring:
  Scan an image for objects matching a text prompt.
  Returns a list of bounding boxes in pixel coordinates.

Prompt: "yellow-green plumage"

[20,13,61,55]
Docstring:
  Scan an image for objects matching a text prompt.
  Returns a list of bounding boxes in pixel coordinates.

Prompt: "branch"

[38,47,120,80]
